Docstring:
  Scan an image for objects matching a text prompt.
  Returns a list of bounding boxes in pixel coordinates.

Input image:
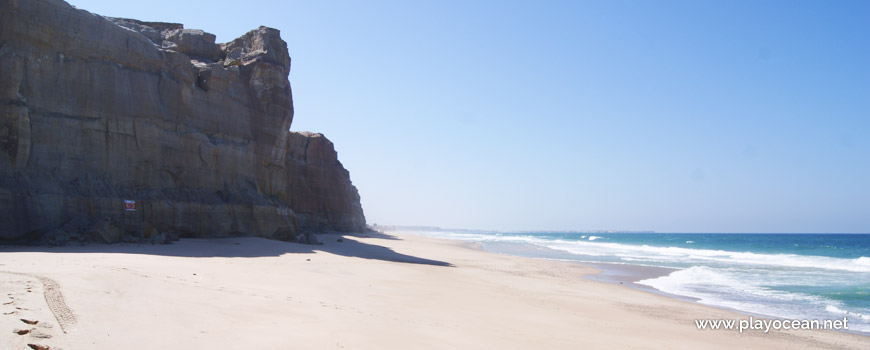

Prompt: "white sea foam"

[825,305,870,321]
[638,267,870,332]
[413,231,870,273]
[640,267,830,316]
[638,267,815,303]
[823,305,870,332]
[535,239,870,273]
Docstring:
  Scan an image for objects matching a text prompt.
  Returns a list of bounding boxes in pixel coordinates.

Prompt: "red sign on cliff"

[124,200,136,211]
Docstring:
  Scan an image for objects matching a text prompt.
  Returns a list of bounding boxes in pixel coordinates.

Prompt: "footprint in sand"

[1,271,77,333]
[30,328,52,339]
[2,272,71,350]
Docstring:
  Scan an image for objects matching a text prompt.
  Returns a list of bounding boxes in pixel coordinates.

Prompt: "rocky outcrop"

[0,0,366,243]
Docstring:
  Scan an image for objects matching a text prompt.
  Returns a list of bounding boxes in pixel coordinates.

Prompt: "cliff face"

[0,0,366,243]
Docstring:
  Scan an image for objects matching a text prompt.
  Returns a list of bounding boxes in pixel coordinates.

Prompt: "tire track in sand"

[0,271,76,333]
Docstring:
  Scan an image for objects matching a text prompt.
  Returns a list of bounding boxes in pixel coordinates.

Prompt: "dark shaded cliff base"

[0,0,366,244]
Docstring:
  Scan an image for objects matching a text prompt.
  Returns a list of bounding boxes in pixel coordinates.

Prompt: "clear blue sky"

[68,0,869,233]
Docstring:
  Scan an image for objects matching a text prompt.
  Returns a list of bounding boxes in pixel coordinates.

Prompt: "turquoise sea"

[411,231,870,334]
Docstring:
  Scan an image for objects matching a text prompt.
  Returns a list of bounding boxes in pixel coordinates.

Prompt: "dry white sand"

[1,232,866,349]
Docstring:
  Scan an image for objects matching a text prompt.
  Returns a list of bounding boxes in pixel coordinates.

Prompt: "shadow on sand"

[0,232,452,267]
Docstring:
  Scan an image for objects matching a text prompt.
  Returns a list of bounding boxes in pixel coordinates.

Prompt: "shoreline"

[1,232,867,349]
[580,262,695,301]
[453,239,693,301]
[399,230,870,338]
[386,231,870,339]
[584,262,869,337]
[391,232,870,341]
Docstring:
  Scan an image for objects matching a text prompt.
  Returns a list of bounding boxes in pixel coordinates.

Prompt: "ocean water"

[408,231,870,334]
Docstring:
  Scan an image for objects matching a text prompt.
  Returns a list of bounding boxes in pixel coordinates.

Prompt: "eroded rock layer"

[0,0,366,243]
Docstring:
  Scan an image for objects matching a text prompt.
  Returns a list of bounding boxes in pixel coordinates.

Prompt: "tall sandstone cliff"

[0,0,366,243]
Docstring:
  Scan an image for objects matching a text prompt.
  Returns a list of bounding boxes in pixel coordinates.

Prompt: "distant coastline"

[373,225,655,234]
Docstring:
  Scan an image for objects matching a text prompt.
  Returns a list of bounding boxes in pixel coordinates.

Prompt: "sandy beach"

[1,232,866,349]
